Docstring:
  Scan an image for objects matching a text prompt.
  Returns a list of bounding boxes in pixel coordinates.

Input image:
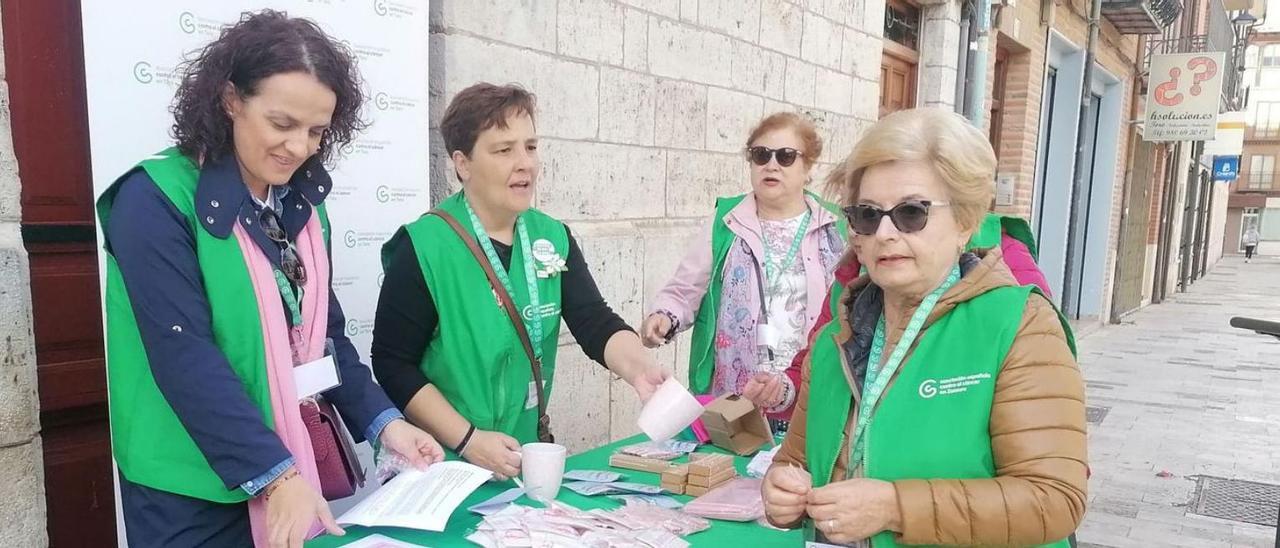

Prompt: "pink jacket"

[650,193,843,338]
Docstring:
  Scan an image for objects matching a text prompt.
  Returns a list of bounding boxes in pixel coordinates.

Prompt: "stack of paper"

[337,461,492,532]
[466,500,709,548]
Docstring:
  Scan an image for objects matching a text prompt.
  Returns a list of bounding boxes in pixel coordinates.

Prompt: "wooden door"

[880,0,920,119]
[0,0,117,545]
[880,44,918,118]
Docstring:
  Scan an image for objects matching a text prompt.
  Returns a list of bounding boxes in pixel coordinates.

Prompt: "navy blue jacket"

[105,153,397,494]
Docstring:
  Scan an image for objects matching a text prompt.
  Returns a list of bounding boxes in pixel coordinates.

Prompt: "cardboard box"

[660,481,686,495]
[686,482,730,497]
[660,464,689,484]
[688,467,736,488]
[609,453,678,474]
[699,394,775,456]
[688,453,734,477]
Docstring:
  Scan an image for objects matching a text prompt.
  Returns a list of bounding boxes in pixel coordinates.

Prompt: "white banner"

[80,1,429,542]
[1144,52,1226,141]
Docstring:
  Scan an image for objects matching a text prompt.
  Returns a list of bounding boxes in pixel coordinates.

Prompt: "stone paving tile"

[1077,256,1280,547]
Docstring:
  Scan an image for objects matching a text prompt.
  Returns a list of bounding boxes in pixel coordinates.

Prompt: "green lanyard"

[763,209,811,290]
[847,265,961,472]
[464,197,543,359]
[272,270,304,327]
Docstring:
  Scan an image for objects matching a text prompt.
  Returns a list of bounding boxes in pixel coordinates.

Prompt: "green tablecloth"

[307,436,799,547]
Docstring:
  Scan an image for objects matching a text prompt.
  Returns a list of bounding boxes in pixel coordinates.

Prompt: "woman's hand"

[639,313,672,348]
[742,373,785,409]
[626,363,671,403]
[378,419,444,470]
[460,430,522,481]
[763,464,812,526]
[265,468,344,548]
[806,478,902,544]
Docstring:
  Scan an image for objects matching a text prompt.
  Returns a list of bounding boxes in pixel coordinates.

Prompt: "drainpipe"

[1061,0,1103,318]
[966,0,992,127]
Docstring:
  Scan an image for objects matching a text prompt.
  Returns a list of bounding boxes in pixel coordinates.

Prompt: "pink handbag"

[300,397,366,500]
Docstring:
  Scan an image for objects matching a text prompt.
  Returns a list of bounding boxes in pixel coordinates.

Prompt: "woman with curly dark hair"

[96,10,441,548]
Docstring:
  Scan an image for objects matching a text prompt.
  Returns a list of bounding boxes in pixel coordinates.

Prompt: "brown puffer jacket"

[771,248,1088,545]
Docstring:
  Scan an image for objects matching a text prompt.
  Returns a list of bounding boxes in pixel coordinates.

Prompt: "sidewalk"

[1077,255,1280,547]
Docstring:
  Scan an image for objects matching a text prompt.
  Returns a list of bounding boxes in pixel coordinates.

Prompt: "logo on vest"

[522,303,561,322]
[918,373,993,399]
[531,239,568,278]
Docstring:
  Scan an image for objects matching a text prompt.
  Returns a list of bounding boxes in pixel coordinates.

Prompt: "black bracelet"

[454,424,477,455]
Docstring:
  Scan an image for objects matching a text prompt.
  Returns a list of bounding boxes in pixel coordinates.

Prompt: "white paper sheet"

[337,461,492,532]
[337,534,429,547]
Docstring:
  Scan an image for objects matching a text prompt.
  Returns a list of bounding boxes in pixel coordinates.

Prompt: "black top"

[372,226,633,411]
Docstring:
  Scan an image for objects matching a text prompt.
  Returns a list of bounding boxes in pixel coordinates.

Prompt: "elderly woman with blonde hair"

[762,108,1087,547]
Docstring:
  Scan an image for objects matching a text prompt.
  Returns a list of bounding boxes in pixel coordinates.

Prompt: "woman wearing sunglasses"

[97,11,442,548]
[762,108,1086,547]
[641,112,847,419]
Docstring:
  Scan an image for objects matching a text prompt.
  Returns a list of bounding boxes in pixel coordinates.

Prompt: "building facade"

[1228,26,1280,256]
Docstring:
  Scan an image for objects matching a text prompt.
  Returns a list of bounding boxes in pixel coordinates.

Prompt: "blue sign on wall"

[1212,155,1240,182]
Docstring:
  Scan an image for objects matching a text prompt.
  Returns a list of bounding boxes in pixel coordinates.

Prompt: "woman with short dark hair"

[98,10,441,547]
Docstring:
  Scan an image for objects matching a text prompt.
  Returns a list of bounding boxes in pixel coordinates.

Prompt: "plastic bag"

[681,478,764,522]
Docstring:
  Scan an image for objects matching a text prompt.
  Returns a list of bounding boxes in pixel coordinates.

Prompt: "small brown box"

[700,394,774,456]
[688,453,734,477]
[660,464,689,484]
[686,483,722,497]
[688,467,736,488]
[660,481,686,495]
[610,453,676,473]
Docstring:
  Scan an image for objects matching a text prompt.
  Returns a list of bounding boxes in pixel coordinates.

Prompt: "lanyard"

[762,209,811,290]
[272,270,304,327]
[847,265,961,472]
[464,197,543,359]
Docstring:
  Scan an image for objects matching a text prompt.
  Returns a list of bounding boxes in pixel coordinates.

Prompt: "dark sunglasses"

[259,209,308,285]
[746,146,803,168]
[842,200,950,236]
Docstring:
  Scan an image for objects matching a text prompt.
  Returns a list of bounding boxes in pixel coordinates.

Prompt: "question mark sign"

[1154,67,1183,106]
[1187,57,1217,96]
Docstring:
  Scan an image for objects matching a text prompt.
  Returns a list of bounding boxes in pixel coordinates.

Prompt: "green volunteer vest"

[686,192,848,394]
[96,147,331,503]
[804,283,1071,548]
[968,213,1039,259]
[389,192,566,447]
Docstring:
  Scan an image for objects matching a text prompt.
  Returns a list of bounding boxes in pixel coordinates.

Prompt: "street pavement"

[1076,255,1280,548]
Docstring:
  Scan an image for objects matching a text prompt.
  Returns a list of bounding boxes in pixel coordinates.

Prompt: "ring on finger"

[826,518,837,530]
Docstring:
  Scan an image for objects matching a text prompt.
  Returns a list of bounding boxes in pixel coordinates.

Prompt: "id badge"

[295,355,340,400]
[756,322,782,349]
[294,338,342,400]
[525,380,539,410]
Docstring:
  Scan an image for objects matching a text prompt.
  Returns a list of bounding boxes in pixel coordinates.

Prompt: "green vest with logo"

[804,282,1070,548]
[389,192,566,447]
[686,192,847,394]
[96,147,331,503]
[968,213,1039,259]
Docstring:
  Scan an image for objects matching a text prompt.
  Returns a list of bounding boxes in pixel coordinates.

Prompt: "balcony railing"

[1102,0,1182,34]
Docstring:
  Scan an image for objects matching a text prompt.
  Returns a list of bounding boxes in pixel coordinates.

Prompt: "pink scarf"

[232,210,331,546]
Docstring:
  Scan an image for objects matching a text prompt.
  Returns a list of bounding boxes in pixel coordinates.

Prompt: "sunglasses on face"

[842,200,950,236]
[746,146,803,168]
[259,208,308,285]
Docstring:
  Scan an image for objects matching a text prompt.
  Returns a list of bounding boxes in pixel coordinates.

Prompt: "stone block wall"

[0,6,48,544]
[427,0,916,452]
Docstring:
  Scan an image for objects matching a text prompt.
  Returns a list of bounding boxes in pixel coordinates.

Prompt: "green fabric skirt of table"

[306,435,800,547]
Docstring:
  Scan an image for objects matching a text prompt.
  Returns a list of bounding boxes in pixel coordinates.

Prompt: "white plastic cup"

[520,442,567,501]
[637,377,704,441]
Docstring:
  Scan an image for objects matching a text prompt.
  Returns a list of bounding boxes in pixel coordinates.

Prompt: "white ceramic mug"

[520,442,567,501]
